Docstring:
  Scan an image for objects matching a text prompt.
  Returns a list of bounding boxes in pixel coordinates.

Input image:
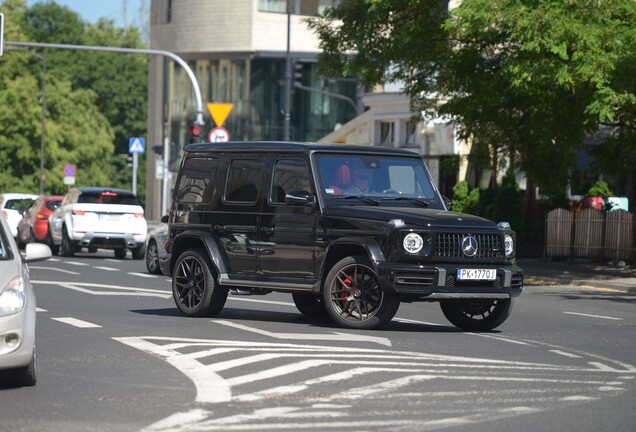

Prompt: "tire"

[16,232,26,250]
[292,293,328,317]
[172,248,228,317]
[440,298,513,332]
[46,233,59,255]
[61,226,75,257]
[145,241,161,274]
[15,346,36,387]
[132,244,145,260]
[114,248,127,259]
[88,247,98,253]
[323,255,399,329]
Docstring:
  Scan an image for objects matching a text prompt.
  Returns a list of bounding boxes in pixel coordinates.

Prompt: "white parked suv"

[49,187,147,259]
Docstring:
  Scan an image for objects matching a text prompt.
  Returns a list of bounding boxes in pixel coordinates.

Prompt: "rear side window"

[45,200,61,211]
[78,192,139,205]
[175,157,220,203]
[5,199,34,212]
[225,158,262,203]
[271,159,311,203]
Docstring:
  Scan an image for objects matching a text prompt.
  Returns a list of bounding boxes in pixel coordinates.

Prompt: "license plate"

[456,269,497,281]
[100,214,121,221]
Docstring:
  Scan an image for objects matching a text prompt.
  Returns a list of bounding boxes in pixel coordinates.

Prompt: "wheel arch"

[169,230,228,277]
[320,237,386,289]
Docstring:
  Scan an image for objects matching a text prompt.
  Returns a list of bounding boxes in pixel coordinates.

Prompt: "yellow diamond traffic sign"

[207,103,234,127]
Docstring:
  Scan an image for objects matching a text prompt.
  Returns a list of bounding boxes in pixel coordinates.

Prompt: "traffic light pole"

[5,41,205,127]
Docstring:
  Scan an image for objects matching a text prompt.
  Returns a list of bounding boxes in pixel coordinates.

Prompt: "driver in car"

[344,167,372,195]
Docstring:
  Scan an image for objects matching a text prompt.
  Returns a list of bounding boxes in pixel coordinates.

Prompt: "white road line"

[214,320,392,347]
[52,317,102,328]
[36,307,47,312]
[93,266,118,271]
[129,272,160,278]
[31,280,172,298]
[228,297,294,307]
[65,261,90,266]
[29,266,81,275]
[563,311,623,321]
[550,349,582,359]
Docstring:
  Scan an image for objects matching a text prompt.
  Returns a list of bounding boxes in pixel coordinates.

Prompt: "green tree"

[308,0,636,195]
[0,0,148,202]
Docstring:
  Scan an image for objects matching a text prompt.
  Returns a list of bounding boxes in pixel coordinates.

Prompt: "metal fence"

[545,208,634,261]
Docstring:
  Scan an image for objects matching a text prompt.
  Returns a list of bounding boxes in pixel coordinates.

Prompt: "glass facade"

[164,56,359,168]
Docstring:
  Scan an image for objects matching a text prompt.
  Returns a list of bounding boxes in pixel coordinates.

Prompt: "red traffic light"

[190,124,201,137]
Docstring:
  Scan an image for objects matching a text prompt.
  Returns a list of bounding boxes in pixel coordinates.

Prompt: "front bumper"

[0,296,36,370]
[377,262,524,300]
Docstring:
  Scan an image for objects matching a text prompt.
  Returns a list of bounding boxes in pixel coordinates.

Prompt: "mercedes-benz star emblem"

[462,235,478,257]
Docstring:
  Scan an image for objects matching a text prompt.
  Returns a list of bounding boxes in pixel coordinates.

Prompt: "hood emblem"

[462,235,478,257]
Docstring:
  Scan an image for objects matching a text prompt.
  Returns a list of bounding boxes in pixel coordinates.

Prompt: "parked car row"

[1,188,148,260]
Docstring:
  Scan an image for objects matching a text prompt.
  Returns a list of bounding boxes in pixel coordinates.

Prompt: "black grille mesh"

[435,233,503,259]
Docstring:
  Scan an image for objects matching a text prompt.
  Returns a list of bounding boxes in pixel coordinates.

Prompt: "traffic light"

[293,62,303,88]
[189,123,202,144]
[151,145,164,156]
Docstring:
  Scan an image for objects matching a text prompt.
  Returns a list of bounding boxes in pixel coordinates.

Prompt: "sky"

[26,0,144,28]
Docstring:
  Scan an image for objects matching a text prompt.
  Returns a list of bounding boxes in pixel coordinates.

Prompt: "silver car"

[145,215,169,275]
[0,214,51,386]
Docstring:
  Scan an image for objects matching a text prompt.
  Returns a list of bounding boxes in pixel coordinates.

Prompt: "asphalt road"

[1,250,634,432]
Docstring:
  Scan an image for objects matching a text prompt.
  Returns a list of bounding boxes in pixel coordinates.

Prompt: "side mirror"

[23,243,52,263]
[442,195,452,210]
[160,215,169,223]
[285,190,315,206]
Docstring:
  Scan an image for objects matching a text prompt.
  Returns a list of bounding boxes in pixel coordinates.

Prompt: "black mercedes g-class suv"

[163,142,523,330]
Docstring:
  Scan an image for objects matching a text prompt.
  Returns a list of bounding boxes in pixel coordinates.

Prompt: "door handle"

[214,224,227,232]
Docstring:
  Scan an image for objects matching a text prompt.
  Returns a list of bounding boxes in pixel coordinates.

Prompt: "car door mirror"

[441,195,452,210]
[285,190,315,206]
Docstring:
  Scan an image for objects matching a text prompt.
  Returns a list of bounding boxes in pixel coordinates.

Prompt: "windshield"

[315,153,442,207]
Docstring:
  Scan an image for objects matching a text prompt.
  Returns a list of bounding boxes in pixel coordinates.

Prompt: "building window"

[259,0,287,13]
[380,122,395,146]
[166,0,172,23]
[259,0,340,15]
[405,121,418,147]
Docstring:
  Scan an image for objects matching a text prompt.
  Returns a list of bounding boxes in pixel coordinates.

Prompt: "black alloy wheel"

[323,255,399,329]
[440,298,513,332]
[145,241,161,274]
[172,248,228,317]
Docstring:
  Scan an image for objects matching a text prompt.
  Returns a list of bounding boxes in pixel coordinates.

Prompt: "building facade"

[146,0,358,219]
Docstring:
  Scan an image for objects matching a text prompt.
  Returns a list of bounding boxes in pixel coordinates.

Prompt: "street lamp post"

[38,54,46,195]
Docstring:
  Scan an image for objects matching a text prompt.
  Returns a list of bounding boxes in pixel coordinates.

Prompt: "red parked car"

[17,195,63,253]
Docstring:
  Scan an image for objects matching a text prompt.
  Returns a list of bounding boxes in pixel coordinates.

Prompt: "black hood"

[323,205,497,230]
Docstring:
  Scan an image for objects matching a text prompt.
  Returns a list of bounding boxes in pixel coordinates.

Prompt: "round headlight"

[403,233,424,254]
[504,234,514,257]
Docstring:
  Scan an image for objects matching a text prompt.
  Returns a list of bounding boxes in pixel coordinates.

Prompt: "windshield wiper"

[331,195,380,206]
[381,196,429,207]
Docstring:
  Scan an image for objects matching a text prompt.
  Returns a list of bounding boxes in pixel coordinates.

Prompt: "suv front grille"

[435,233,503,259]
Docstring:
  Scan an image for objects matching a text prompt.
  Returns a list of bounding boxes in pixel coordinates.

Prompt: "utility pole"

[283,0,292,141]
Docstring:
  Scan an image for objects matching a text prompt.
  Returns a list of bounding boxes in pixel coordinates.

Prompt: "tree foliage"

[0,0,148,201]
[308,0,636,195]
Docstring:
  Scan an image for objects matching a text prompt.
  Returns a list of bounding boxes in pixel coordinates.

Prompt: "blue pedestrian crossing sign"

[129,137,145,154]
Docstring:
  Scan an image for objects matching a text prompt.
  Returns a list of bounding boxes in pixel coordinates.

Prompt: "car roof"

[184,141,422,157]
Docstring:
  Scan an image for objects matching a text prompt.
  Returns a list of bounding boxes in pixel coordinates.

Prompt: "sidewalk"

[518,257,636,293]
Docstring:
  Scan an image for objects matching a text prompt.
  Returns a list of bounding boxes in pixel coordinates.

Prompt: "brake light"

[73,210,86,216]
[134,213,144,218]
[1,210,7,217]
[102,191,117,197]
[36,213,47,220]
